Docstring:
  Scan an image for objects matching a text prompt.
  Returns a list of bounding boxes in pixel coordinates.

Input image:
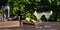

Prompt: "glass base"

[35,26,43,28]
[35,27,43,28]
[44,25,51,28]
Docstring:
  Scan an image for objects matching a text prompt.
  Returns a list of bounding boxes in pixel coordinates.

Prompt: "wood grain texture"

[0,21,20,28]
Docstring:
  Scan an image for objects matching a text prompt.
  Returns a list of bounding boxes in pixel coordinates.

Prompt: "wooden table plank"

[0,21,20,28]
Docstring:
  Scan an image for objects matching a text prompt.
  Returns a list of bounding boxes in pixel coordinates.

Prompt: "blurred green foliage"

[0,0,60,22]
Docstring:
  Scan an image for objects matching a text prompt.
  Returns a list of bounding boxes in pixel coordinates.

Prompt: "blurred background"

[0,0,60,22]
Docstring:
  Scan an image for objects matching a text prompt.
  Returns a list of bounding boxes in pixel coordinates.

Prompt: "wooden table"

[0,22,60,30]
[0,21,20,28]
[20,22,60,30]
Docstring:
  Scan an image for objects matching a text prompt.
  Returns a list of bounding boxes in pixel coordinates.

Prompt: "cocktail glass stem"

[45,17,51,28]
